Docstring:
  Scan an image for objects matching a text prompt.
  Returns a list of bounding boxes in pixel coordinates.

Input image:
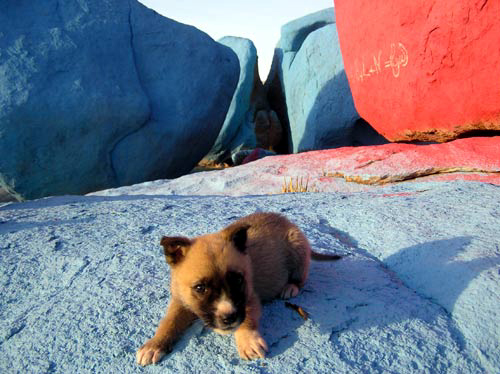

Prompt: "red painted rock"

[335,0,500,142]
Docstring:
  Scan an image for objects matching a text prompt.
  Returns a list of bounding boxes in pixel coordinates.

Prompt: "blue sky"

[138,0,334,80]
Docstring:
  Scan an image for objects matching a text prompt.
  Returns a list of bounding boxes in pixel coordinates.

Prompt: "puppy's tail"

[310,251,342,261]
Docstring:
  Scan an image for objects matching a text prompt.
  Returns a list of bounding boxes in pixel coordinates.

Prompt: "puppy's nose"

[222,312,238,325]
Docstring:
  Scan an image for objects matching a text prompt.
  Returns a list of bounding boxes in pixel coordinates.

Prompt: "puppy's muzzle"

[214,311,244,333]
[221,311,239,326]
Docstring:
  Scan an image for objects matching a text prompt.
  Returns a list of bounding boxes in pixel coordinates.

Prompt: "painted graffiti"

[355,42,409,82]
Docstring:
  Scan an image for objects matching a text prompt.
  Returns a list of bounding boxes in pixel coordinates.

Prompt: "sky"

[138,0,334,81]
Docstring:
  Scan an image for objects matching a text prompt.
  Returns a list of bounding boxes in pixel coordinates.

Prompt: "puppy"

[136,212,340,365]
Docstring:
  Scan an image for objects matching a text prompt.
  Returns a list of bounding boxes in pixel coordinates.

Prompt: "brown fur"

[136,212,337,366]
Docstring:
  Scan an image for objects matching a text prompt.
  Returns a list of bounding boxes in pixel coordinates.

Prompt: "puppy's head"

[160,223,251,333]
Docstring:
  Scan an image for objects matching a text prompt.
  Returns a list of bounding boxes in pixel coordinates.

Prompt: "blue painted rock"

[266,8,362,153]
[0,0,239,200]
[285,23,360,152]
[206,36,260,162]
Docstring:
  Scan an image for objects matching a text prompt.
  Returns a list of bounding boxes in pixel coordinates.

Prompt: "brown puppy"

[136,212,340,366]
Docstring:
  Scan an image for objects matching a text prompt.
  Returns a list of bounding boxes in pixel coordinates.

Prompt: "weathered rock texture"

[0,0,239,200]
[335,0,500,142]
[206,37,277,163]
[266,8,368,153]
[205,37,258,162]
[2,181,500,373]
[93,137,500,197]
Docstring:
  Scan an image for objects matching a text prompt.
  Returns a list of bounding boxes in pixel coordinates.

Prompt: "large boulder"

[0,0,239,200]
[3,182,500,372]
[266,8,368,153]
[286,24,360,152]
[205,37,259,162]
[205,37,280,163]
[335,0,500,142]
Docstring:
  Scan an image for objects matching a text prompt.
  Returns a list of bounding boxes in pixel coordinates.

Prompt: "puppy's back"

[231,213,311,301]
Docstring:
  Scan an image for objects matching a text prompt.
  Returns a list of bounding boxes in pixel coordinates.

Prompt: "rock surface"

[94,137,500,197]
[285,24,359,152]
[111,3,239,185]
[1,181,499,372]
[254,109,283,151]
[335,0,500,142]
[0,0,239,200]
[205,37,260,162]
[266,8,364,153]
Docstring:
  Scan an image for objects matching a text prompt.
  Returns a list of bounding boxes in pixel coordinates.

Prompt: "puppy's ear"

[160,236,192,266]
[228,224,250,253]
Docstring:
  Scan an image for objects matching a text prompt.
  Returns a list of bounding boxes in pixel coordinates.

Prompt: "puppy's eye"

[194,284,206,294]
[235,273,244,284]
[228,272,244,286]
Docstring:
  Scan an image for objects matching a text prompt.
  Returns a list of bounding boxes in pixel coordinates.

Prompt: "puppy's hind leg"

[280,283,300,299]
[280,227,312,299]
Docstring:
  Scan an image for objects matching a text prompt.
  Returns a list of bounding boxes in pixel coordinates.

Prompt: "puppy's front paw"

[136,338,171,366]
[235,329,268,360]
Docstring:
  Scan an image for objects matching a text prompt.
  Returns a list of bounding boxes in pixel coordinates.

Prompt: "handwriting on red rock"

[355,43,409,82]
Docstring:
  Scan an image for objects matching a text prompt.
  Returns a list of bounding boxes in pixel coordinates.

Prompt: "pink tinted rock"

[242,148,276,165]
[93,137,500,196]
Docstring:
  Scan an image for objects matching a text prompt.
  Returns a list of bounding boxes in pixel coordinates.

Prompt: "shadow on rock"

[299,70,358,152]
[299,70,387,152]
[257,229,497,363]
[0,193,186,212]
[383,237,500,314]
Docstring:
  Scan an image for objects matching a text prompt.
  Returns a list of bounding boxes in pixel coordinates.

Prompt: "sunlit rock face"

[335,0,500,142]
[266,8,363,154]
